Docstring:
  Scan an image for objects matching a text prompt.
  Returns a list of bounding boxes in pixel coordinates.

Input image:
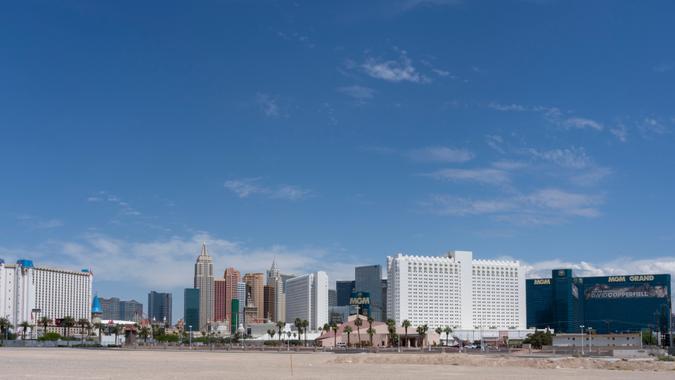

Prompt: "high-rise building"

[336,280,355,307]
[387,251,526,330]
[148,291,172,325]
[381,279,387,320]
[236,281,246,326]
[527,270,672,335]
[224,267,241,323]
[285,271,328,331]
[184,288,200,331]
[243,272,264,320]
[120,300,143,321]
[266,260,287,322]
[194,242,214,330]
[1,259,93,328]
[263,285,275,321]
[214,278,227,322]
[328,289,337,307]
[99,297,121,321]
[355,265,384,321]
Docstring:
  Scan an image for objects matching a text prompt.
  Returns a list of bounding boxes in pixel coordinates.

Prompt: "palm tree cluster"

[385,319,397,347]
[0,317,12,342]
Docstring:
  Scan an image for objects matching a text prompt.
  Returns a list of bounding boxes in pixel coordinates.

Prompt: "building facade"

[214,278,227,322]
[527,270,672,337]
[355,265,384,321]
[194,242,214,330]
[120,300,143,321]
[328,289,337,307]
[386,251,526,330]
[285,271,328,331]
[148,291,172,325]
[266,260,286,322]
[336,280,355,307]
[263,285,275,321]
[243,272,264,321]
[224,267,241,324]
[1,259,93,328]
[184,288,200,331]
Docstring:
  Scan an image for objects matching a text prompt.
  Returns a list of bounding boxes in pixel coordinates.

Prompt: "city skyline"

[2,1,675,321]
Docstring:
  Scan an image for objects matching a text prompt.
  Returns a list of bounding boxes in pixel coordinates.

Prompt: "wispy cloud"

[524,257,675,283]
[337,85,376,101]
[274,30,315,49]
[16,215,63,229]
[361,49,430,84]
[256,93,280,117]
[224,178,311,201]
[407,146,474,163]
[87,191,141,216]
[422,188,603,224]
[423,168,511,186]
[638,117,670,138]
[564,117,604,131]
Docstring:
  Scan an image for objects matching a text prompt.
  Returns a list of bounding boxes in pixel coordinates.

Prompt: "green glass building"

[527,269,671,341]
[184,288,200,331]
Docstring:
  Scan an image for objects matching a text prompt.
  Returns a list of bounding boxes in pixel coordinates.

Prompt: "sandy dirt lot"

[0,348,673,380]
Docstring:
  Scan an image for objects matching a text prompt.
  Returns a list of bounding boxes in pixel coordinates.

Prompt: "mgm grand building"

[527,269,671,345]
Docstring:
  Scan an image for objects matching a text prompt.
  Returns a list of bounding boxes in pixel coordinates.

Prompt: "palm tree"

[62,316,75,338]
[294,318,303,344]
[276,321,285,344]
[401,319,411,348]
[92,322,104,345]
[344,326,353,347]
[443,326,453,347]
[354,316,363,347]
[367,327,376,347]
[112,324,122,345]
[19,321,32,340]
[38,316,52,338]
[367,316,374,347]
[416,324,428,349]
[77,318,90,343]
[435,326,443,347]
[268,329,276,340]
[0,317,12,343]
[386,319,397,347]
[302,320,309,347]
[330,323,338,348]
[322,323,330,336]
[139,326,150,343]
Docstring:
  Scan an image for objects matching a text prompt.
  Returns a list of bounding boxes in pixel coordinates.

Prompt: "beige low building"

[315,315,440,348]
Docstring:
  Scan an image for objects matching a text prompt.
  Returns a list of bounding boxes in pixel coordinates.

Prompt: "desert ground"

[1,348,674,380]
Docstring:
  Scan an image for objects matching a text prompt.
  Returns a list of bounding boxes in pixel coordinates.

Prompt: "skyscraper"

[194,242,214,330]
[148,291,172,325]
[214,278,227,322]
[328,289,337,307]
[263,285,275,321]
[236,281,246,326]
[355,265,383,320]
[120,300,143,321]
[224,267,241,323]
[285,271,328,331]
[336,280,355,307]
[183,288,200,331]
[266,259,286,322]
[243,272,264,320]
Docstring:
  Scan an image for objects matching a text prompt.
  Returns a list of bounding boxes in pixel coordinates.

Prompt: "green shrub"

[39,332,63,341]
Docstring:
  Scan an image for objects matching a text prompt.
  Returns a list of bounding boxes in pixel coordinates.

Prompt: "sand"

[0,348,673,379]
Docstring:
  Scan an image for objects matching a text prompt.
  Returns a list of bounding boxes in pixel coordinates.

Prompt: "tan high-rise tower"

[194,242,214,331]
[224,267,241,323]
[243,272,264,320]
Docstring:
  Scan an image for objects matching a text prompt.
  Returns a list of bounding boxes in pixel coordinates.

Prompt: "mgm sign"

[350,291,371,317]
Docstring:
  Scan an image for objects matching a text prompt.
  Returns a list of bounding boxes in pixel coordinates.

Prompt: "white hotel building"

[1,259,93,328]
[386,251,526,331]
[285,271,328,331]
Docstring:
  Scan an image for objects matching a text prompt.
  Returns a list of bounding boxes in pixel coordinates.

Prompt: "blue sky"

[2,0,675,321]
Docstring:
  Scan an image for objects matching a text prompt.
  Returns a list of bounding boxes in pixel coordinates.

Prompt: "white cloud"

[337,85,376,101]
[86,191,141,216]
[13,233,363,291]
[488,102,528,112]
[639,117,670,137]
[491,160,527,170]
[256,93,280,117]
[527,147,592,169]
[422,188,603,224]
[485,134,506,153]
[408,146,474,163]
[524,257,675,286]
[16,215,63,229]
[610,124,628,142]
[424,168,511,185]
[563,117,604,131]
[361,50,430,84]
[224,178,311,201]
[431,68,450,77]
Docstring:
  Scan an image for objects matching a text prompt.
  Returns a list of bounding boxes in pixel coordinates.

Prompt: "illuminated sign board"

[350,291,371,316]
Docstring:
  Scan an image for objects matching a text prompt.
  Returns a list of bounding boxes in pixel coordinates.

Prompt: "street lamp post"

[587,327,592,355]
[189,325,192,349]
[579,325,585,356]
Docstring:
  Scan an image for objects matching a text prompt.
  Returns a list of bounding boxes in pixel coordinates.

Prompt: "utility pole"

[579,325,585,356]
